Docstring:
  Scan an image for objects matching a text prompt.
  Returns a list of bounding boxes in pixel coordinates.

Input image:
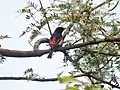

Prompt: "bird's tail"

[47,49,53,58]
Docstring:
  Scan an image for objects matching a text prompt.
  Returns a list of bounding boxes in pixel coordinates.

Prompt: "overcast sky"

[0,0,120,90]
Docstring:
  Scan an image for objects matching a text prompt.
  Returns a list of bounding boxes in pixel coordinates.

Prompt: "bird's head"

[55,27,65,33]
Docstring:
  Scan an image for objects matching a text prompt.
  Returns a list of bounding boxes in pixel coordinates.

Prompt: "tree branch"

[1,37,120,57]
[0,74,87,82]
[58,37,120,51]
[0,48,49,57]
[86,49,120,56]
[33,38,49,51]
[0,74,120,89]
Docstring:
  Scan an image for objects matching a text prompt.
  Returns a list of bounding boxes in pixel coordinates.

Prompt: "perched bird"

[47,27,65,58]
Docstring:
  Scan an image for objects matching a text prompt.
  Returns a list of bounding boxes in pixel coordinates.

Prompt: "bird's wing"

[49,37,56,48]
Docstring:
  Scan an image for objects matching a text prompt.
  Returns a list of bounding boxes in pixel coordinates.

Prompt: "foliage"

[24,68,42,80]
[18,0,120,89]
[58,75,79,84]
[84,85,102,90]
[0,35,11,40]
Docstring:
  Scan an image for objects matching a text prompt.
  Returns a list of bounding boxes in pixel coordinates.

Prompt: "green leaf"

[84,85,102,90]
[21,6,30,13]
[58,75,79,84]
[21,8,26,13]
[65,84,80,90]
[65,86,78,90]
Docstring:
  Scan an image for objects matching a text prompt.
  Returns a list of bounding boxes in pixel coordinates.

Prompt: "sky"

[0,0,120,90]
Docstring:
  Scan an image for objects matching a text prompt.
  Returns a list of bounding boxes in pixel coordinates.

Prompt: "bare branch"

[33,38,49,51]
[0,74,87,82]
[0,48,49,57]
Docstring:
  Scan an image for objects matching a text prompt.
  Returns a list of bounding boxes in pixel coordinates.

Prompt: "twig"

[89,74,120,89]
[72,38,83,45]
[38,0,52,35]
[28,40,33,47]
[91,0,113,12]
[63,50,95,84]
[108,0,119,12]
[97,56,113,71]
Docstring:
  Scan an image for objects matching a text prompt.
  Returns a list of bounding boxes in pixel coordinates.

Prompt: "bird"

[47,27,65,58]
